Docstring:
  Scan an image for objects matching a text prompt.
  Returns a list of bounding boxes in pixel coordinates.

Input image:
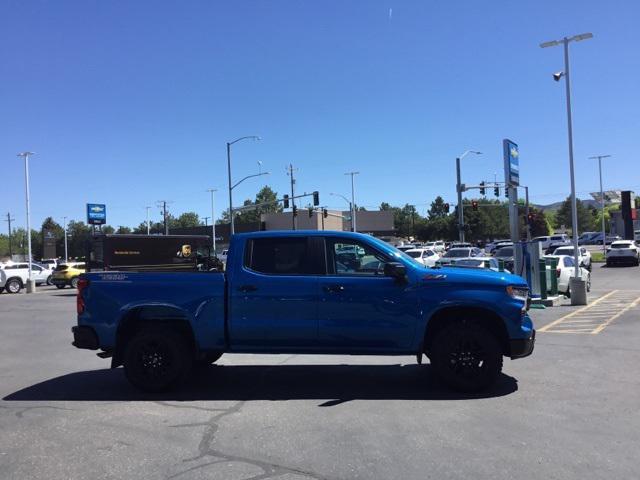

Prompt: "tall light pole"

[541,32,593,287]
[330,193,353,231]
[63,216,68,263]
[589,154,611,255]
[227,136,261,235]
[145,206,151,235]
[344,172,360,232]
[18,152,35,293]
[455,150,482,242]
[207,188,217,254]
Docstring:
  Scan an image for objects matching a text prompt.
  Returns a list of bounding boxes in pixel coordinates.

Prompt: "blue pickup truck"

[72,231,534,392]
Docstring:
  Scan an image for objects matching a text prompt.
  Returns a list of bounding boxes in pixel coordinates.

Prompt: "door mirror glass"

[383,262,406,280]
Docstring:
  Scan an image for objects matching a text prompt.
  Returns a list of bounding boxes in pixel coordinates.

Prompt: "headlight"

[507,286,529,302]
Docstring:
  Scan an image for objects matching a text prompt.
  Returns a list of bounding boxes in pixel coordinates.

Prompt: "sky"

[1,0,639,231]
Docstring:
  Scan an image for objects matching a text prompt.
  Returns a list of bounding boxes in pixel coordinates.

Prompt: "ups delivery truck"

[87,234,222,272]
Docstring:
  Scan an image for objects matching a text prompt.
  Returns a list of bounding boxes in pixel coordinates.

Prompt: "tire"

[70,277,79,289]
[5,278,22,294]
[430,320,503,392]
[0,287,4,294]
[46,275,53,286]
[55,284,66,289]
[123,327,193,392]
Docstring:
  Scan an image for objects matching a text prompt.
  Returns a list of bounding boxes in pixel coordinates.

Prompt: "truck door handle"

[238,285,258,292]
[323,285,344,293]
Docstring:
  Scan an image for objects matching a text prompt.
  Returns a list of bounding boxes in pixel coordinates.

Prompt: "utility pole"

[156,201,171,235]
[18,152,35,292]
[345,171,360,232]
[63,216,68,263]
[287,163,298,230]
[207,189,217,254]
[4,213,15,257]
[455,151,482,242]
[145,206,151,235]
[203,216,210,226]
[589,155,611,255]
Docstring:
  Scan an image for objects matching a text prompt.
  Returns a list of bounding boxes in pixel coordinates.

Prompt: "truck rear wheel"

[430,321,502,392]
[123,327,192,392]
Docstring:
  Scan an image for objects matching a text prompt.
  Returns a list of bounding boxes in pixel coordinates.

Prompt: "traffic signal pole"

[456,157,465,242]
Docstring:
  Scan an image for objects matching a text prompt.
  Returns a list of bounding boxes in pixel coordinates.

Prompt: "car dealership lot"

[1,266,639,480]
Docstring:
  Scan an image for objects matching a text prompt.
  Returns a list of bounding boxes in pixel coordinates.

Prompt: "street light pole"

[455,150,482,242]
[345,171,359,232]
[541,32,593,282]
[226,136,260,236]
[63,216,68,263]
[207,188,217,254]
[18,152,35,293]
[145,206,151,235]
[589,154,611,255]
[330,193,353,232]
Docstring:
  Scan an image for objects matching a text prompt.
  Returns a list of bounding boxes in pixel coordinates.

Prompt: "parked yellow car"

[51,262,86,289]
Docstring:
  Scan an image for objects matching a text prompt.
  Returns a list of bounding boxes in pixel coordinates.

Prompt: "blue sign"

[503,139,519,186]
[87,203,106,225]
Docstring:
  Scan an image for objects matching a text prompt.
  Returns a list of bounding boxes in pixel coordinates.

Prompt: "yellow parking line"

[538,290,618,333]
[591,296,640,334]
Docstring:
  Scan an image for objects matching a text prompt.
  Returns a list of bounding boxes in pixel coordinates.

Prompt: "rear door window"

[245,237,322,275]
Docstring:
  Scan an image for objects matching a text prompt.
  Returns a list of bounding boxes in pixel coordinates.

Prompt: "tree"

[221,186,283,224]
[555,197,595,234]
[66,221,92,260]
[115,226,132,234]
[170,212,201,229]
[427,196,448,219]
[102,225,115,234]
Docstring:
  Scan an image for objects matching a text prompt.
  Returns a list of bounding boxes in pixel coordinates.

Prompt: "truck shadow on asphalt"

[3,364,518,403]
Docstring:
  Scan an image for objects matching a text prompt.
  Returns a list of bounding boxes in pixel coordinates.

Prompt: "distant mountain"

[533,199,600,212]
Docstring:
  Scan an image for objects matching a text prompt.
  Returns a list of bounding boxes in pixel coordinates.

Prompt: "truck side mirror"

[384,262,406,281]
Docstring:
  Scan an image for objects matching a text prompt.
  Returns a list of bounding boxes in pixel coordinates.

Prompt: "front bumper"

[510,330,535,359]
[72,326,99,350]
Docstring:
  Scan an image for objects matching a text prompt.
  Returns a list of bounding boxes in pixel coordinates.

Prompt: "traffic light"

[312,191,320,206]
[292,205,298,217]
[323,208,328,218]
[308,208,313,218]
[479,182,485,195]
[283,195,289,208]
[494,186,499,197]
[444,203,450,213]
[472,200,479,211]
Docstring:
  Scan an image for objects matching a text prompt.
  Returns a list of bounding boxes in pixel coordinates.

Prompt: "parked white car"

[546,255,591,296]
[436,247,482,266]
[552,246,592,270]
[424,241,446,254]
[606,240,640,266]
[405,248,440,267]
[40,259,60,271]
[0,262,52,294]
[217,249,229,264]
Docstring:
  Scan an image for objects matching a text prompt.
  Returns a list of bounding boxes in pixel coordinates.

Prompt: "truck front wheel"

[430,321,503,392]
[123,327,192,392]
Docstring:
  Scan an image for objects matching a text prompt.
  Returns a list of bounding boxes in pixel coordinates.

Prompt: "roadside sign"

[87,203,106,225]
[503,139,520,186]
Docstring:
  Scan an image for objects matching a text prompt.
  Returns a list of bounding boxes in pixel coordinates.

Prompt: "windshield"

[554,248,573,255]
[406,251,422,258]
[444,249,470,258]
[611,243,633,249]
[496,247,513,257]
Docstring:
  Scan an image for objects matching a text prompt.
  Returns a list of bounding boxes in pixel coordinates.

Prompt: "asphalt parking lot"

[1,265,639,480]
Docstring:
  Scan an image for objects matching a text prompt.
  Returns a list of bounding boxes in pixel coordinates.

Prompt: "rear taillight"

[556,268,561,278]
[77,278,89,314]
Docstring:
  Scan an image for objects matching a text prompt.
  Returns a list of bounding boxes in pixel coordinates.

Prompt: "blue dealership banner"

[87,203,107,225]
[503,139,519,187]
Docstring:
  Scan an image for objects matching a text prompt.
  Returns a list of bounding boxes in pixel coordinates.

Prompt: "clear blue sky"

[1,0,639,230]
